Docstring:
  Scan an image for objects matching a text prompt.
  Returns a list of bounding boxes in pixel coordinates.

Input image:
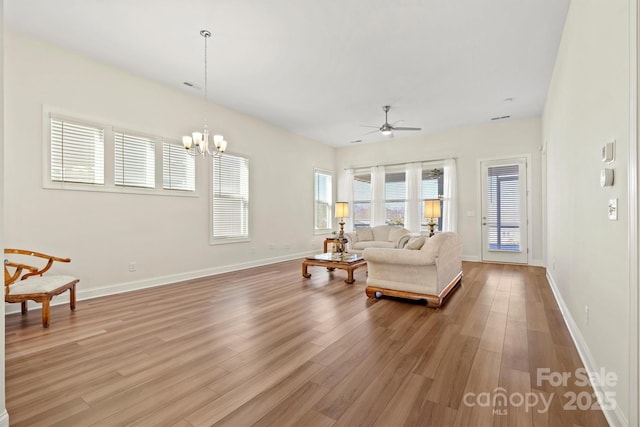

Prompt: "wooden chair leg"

[21,301,28,315]
[42,298,51,328]
[70,284,76,311]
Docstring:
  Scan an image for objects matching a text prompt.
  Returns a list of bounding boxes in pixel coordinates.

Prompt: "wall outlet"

[128,262,136,272]
[585,305,589,325]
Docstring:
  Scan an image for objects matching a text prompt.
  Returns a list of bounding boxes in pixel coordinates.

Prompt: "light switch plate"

[608,198,618,220]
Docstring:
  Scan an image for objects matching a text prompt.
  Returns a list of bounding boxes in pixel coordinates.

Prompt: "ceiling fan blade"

[359,129,381,137]
[360,124,380,128]
[392,126,422,131]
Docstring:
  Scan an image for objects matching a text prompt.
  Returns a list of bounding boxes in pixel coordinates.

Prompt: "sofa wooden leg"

[21,301,28,315]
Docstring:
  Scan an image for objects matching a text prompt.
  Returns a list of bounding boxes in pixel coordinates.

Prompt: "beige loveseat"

[363,232,462,307]
[344,225,412,254]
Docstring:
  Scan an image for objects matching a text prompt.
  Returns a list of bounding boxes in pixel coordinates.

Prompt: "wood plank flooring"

[5,261,609,426]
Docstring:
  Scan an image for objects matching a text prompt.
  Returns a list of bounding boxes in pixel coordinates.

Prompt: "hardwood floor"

[5,261,609,426]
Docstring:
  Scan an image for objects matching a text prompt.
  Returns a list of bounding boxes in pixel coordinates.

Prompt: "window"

[486,164,521,251]
[385,170,406,226]
[421,167,444,233]
[163,141,195,191]
[314,169,332,233]
[347,161,454,234]
[50,116,104,184]
[353,171,372,227]
[211,153,249,242]
[45,109,198,196]
[114,130,157,188]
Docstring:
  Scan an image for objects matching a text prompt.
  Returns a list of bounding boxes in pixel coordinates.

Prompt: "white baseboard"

[5,250,316,314]
[546,271,627,427]
[0,409,9,427]
[530,258,545,267]
[462,255,480,262]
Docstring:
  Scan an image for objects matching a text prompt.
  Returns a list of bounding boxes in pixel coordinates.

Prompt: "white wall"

[335,117,543,263]
[0,1,8,425]
[3,29,335,302]
[543,0,631,424]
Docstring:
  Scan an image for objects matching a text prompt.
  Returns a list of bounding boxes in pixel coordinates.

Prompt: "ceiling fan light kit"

[361,105,422,138]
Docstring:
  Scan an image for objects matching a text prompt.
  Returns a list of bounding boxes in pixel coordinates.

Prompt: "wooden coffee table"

[302,253,367,284]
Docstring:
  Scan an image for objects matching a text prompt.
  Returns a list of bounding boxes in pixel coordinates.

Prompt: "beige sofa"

[363,232,463,307]
[344,225,412,254]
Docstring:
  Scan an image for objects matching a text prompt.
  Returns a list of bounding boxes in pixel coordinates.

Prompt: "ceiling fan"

[361,105,422,137]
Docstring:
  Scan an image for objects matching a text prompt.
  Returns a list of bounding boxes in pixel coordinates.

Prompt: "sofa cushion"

[406,236,426,250]
[389,227,409,244]
[353,241,396,250]
[372,226,391,242]
[356,227,374,242]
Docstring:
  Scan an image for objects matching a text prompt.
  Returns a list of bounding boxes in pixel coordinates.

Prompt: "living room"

[1,0,638,426]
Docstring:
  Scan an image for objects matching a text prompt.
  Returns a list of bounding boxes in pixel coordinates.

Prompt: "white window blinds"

[163,142,195,191]
[212,153,249,241]
[353,171,372,227]
[50,117,105,184]
[486,164,521,251]
[114,130,157,188]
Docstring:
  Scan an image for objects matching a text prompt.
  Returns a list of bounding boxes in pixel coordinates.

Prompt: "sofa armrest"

[363,247,435,266]
[396,234,412,249]
[344,232,358,245]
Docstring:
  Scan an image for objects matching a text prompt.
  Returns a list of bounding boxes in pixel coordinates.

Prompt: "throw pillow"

[406,236,426,250]
[388,227,408,244]
[356,227,374,242]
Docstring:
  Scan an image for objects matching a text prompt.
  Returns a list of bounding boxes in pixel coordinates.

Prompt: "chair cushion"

[8,275,77,295]
[356,227,374,242]
[406,236,426,250]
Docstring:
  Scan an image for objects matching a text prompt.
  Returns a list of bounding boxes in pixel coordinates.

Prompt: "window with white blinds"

[384,170,406,226]
[314,169,332,233]
[163,142,195,191]
[50,117,105,184]
[114,130,157,188]
[211,153,250,242]
[353,171,372,227]
[486,164,521,251]
[45,110,199,196]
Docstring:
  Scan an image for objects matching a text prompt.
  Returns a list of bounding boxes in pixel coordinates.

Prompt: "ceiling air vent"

[491,115,511,121]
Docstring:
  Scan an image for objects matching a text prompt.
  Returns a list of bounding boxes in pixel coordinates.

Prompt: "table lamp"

[424,200,441,237]
[335,202,349,254]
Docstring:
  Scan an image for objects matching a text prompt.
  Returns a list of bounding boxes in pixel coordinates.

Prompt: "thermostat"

[602,141,615,163]
[600,168,614,187]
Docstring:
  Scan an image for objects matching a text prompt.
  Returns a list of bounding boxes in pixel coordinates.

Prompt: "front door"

[481,158,528,264]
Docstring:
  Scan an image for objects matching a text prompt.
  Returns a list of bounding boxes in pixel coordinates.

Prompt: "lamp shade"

[335,202,349,218]
[424,200,441,218]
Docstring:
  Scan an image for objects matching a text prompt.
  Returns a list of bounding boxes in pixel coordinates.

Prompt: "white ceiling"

[5,0,570,147]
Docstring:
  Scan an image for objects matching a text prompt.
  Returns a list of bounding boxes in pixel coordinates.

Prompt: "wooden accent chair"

[4,249,79,327]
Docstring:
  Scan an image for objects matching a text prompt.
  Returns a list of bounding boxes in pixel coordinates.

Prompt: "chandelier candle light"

[183,29,228,158]
[335,202,349,254]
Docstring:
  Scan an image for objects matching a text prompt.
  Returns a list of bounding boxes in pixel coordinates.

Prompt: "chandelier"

[182,29,227,157]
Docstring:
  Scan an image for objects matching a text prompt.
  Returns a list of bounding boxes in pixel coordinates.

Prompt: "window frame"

[210,151,251,245]
[42,106,199,197]
[313,168,333,235]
